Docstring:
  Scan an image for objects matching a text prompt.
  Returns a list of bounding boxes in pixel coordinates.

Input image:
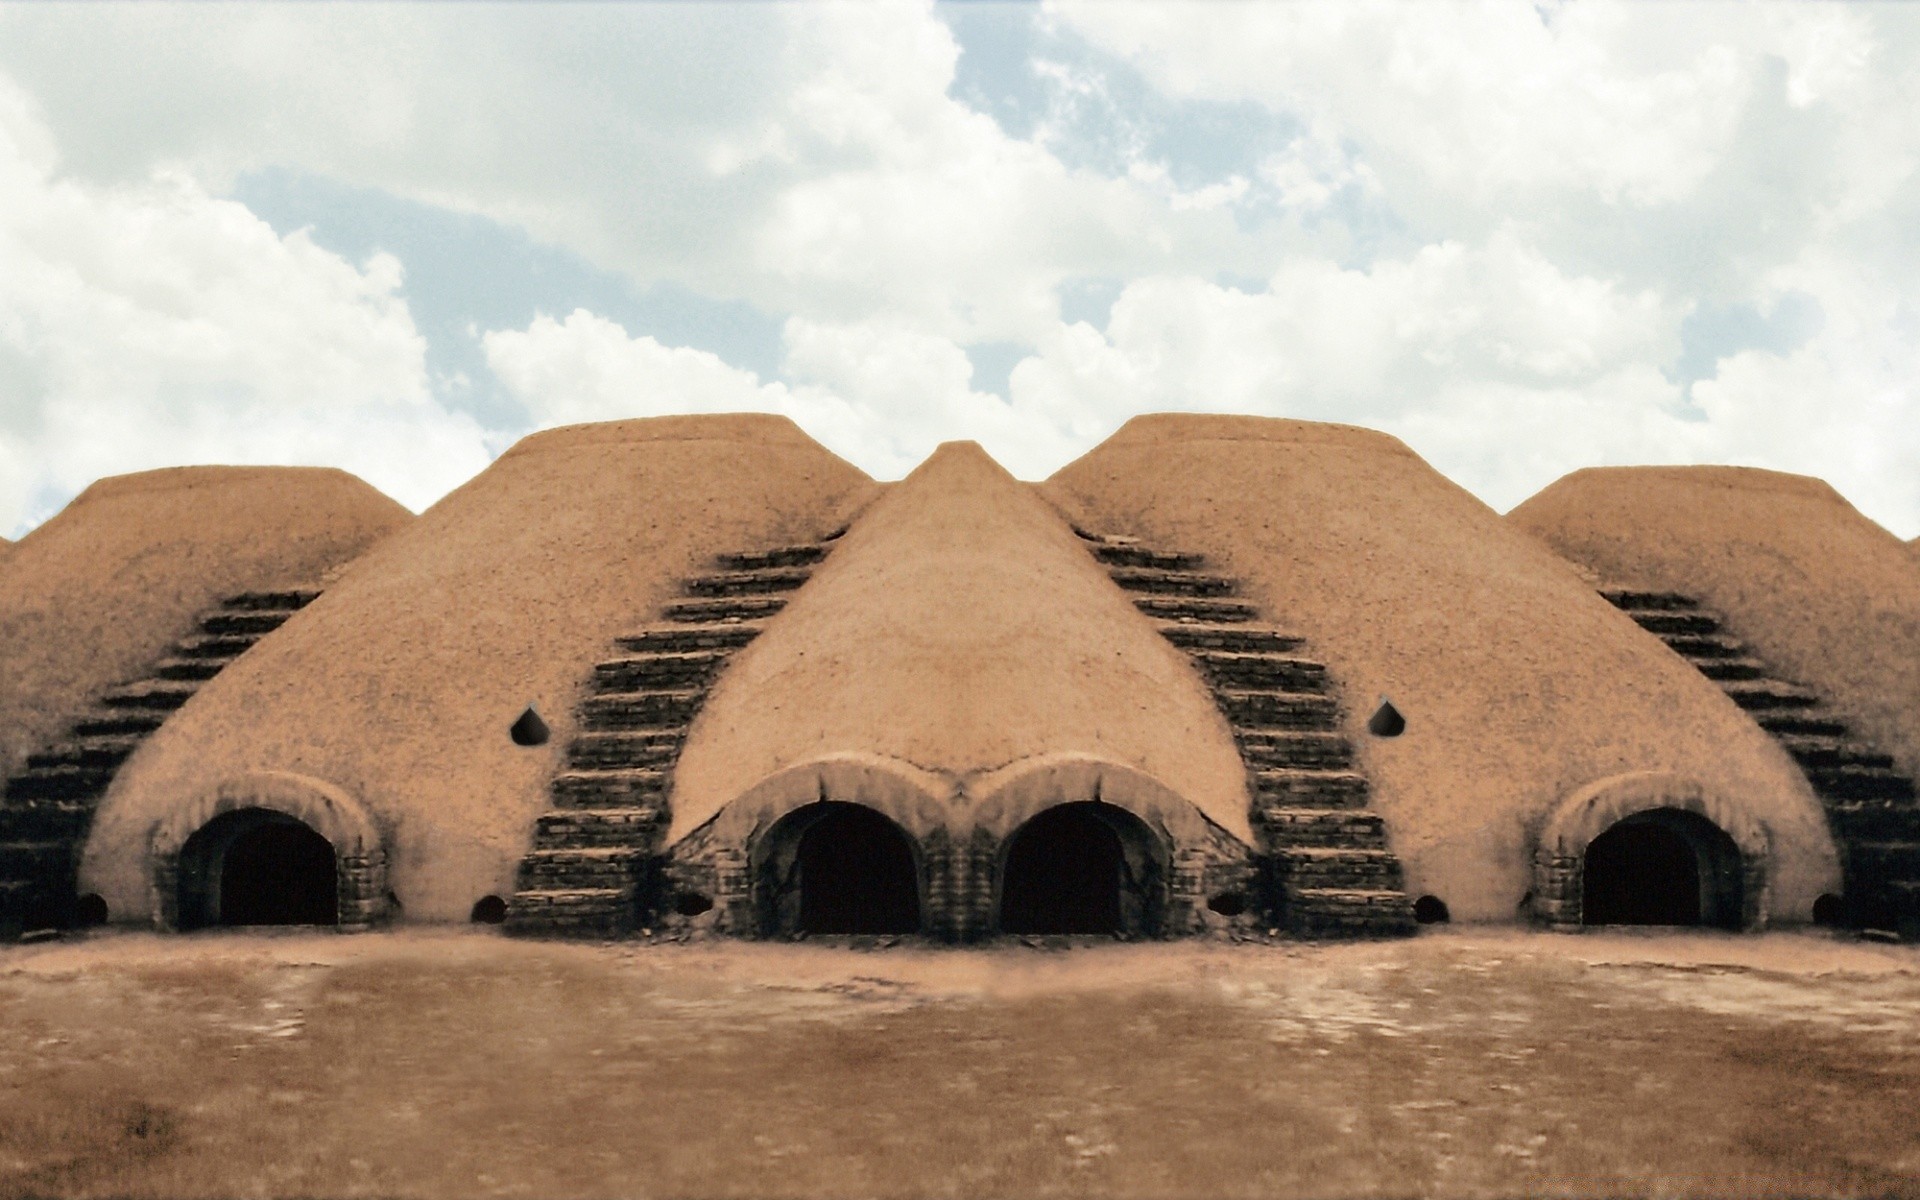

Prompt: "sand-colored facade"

[1510,467,1920,784]
[667,442,1252,934]
[0,467,410,784]
[79,416,877,925]
[1042,416,1839,925]
[6,414,1897,940]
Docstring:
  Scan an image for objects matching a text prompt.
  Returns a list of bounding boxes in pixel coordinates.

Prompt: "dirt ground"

[1,927,1917,1199]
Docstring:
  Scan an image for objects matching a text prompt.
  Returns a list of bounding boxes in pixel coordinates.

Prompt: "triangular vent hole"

[1367,698,1406,738]
[510,706,550,747]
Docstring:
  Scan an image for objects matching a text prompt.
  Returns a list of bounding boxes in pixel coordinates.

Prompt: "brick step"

[534,807,665,848]
[1688,656,1769,681]
[1258,807,1388,849]
[221,589,322,611]
[1849,841,1920,879]
[4,765,116,802]
[551,769,672,809]
[1193,652,1329,693]
[564,732,682,771]
[0,801,91,841]
[683,568,812,597]
[1631,611,1721,637]
[1091,545,1205,571]
[1775,734,1895,771]
[1660,632,1747,660]
[200,611,295,637]
[1157,624,1304,654]
[173,633,261,660]
[1600,589,1699,612]
[97,681,199,712]
[1720,679,1822,712]
[1134,597,1259,623]
[1215,690,1340,730]
[616,626,762,654]
[504,887,634,936]
[25,736,142,771]
[591,652,727,693]
[663,596,786,623]
[70,712,165,738]
[0,840,68,877]
[1250,769,1370,809]
[1827,802,1920,842]
[714,545,829,571]
[1275,847,1405,890]
[151,655,236,681]
[1286,888,1417,938]
[1238,732,1354,771]
[577,690,703,731]
[1756,712,1849,738]
[1105,568,1235,597]
[1807,765,1916,802]
[518,847,649,890]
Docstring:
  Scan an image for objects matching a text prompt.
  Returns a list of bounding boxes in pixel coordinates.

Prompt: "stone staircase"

[0,589,321,938]
[1081,533,1417,938]
[503,543,834,938]
[1603,587,1920,935]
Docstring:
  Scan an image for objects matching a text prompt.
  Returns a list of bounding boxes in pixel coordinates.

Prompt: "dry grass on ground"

[1,928,1917,1199]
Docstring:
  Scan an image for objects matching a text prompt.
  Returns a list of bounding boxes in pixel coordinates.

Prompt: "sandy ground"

[2,928,1917,1199]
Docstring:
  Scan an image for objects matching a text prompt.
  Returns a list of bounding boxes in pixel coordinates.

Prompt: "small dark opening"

[75,894,109,927]
[795,805,920,935]
[1001,804,1128,935]
[1413,895,1450,924]
[510,706,550,747]
[220,820,338,926]
[1368,699,1406,738]
[1582,810,1741,928]
[1811,893,1845,927]
[674,892,714,917]
[1206,892,1247,917]
[470,895,507,924]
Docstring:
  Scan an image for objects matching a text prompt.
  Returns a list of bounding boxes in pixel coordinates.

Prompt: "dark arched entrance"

[999,801,1164,936]
[177,808,339,928]
[757,802,921,936]
[1582,807,1743,928]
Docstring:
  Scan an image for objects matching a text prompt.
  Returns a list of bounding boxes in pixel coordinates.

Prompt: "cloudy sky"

[2,0,1918,538]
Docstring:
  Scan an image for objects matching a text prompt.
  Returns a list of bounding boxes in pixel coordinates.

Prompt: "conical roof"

[1045,416,1837,923]
[82,416,877,924]
[669,440,1248,856]
[0,467,409,780]
[1510,465,1920,781]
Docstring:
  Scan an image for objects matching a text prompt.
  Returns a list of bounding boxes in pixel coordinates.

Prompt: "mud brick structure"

[5,415,1915,941]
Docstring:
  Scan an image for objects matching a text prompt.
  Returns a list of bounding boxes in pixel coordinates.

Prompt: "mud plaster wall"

[0,467,410,782]
[1043,415,1838,924]
[668,441,1251,858]
[82,416,877,925]
[1510,466,1920,785]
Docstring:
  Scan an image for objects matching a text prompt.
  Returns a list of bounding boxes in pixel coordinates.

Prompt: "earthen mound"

[81,416,876,926]
[0,467,409,781]
[1044,416,1837,923]
[1510,466,1920,781]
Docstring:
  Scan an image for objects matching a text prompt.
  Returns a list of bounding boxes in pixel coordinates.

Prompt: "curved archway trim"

[148,771,388,931]
[1533,771,1769,930]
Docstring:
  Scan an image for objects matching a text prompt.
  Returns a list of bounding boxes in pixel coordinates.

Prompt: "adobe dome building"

[1511,466,1920,931]
[1,414,1909,943]
[0,467,410,932]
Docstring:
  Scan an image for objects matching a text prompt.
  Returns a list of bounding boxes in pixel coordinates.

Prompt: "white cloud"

[483,309,1085,481]
[0,80,489,533]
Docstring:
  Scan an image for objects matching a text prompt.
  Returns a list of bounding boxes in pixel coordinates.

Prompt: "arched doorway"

[177,808,339,929]
[999,801,1165,936]
[1582,807,1743,928]
[756,802,921,936]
